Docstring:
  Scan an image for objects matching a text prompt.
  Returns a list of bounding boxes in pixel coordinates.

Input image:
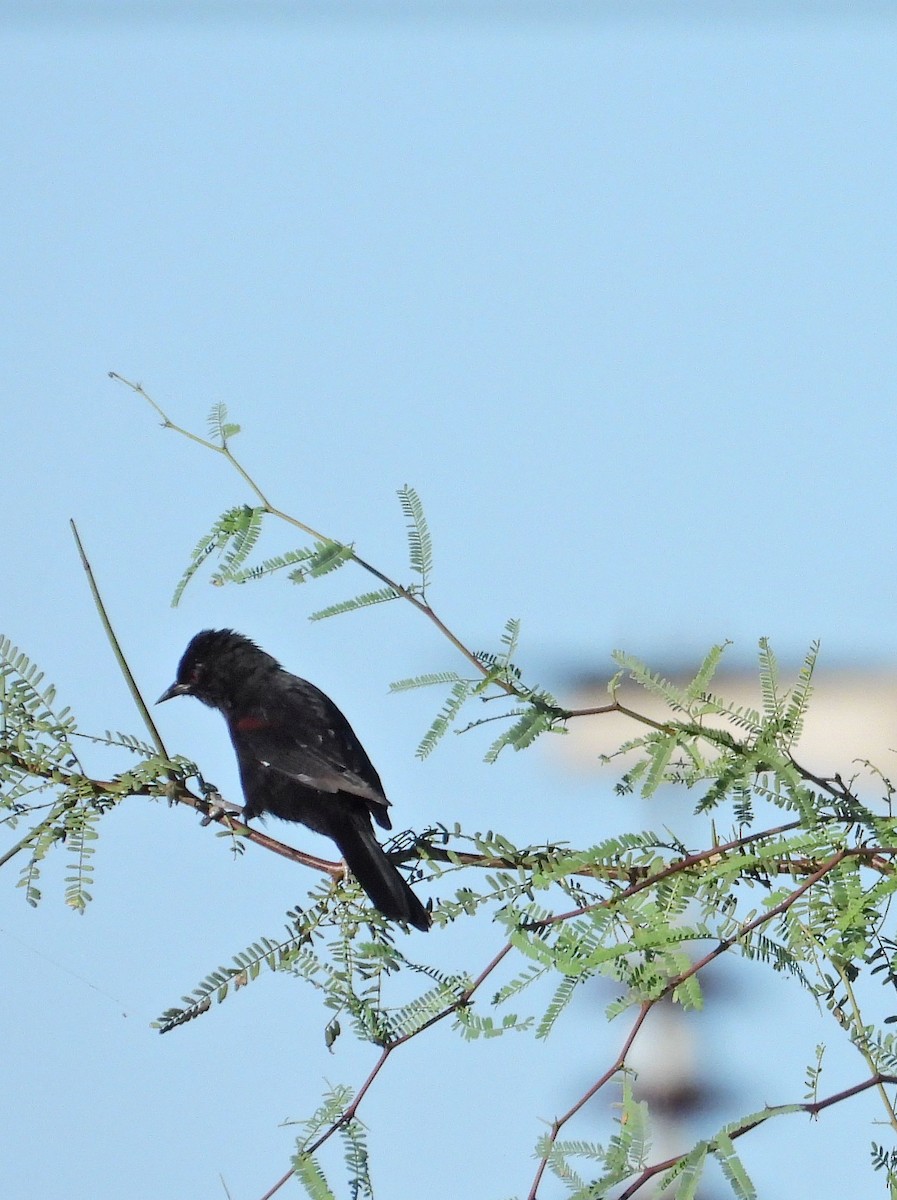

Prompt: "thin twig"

[111,372,503,690]
[527,1001,654,1200]
[70,519,169,757]
[564,700,670,731]
[833,958,897,1133]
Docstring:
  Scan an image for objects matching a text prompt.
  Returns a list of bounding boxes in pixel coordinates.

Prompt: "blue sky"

[3,6,897,1199]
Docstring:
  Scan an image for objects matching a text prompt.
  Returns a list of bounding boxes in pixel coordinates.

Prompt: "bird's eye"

[188,662,205,685]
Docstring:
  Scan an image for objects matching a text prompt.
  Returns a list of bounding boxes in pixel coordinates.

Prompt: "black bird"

[157,629,430,931]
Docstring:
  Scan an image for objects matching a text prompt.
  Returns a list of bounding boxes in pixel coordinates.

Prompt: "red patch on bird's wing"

[234,714,270,731]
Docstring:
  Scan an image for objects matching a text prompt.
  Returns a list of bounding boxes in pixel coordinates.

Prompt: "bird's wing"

[227,677,391,812]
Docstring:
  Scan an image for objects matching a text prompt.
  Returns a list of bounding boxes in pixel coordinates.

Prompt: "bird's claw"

[198,791,243,826]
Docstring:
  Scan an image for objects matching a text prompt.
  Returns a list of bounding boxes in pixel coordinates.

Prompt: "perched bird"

[157,628,430,931]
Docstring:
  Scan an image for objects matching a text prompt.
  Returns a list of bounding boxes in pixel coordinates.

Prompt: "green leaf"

[499,617,521,663]
[417,680,472,758]
[305,539,355,578]
[536,974,580,1040]
[659,1143,708,1198]
[683,642,730,703]
[389,671,464,693]
[292,1154,337,1200]
[757,637,782,725]
[484,707,554,763]
[612,651,691,712]
[209,506,266,586]
[641,732,677,797]
[215,545,316,585]
[397,484,433,590]
[206,402,241,445]
[154,911,314,1031]
[713,1131,756,1200]
[310,587,400,621]
[172,505,265,605]
[782,640,819,750]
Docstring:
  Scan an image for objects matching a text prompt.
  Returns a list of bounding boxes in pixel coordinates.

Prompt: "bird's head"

[157,628,274,710]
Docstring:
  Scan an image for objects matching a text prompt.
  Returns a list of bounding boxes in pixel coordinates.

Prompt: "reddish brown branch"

[0,750,339,874]
[564,699,670,731]
[617,1073,897,1199]
[5,748,894,890]
[536,819,806,927]
[256,940,515,1200]
[526,1001,654,1200]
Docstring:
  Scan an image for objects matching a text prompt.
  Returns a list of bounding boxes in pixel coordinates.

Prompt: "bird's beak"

[156,682,191,704]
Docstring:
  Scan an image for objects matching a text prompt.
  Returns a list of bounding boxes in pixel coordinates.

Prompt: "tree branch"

[616,1073,897,1199]
[256,940,515,1200]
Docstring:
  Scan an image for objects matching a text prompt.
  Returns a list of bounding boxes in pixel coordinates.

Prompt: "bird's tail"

[334,818,430,931]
